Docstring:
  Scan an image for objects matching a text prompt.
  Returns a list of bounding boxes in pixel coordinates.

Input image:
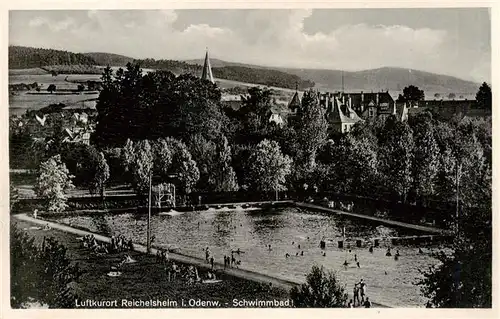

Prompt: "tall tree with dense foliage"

[94,64,226,146]
[475,82,492,110]
[378,117,414,202]
[397,85,425,106]
[290,265,348,308]
[409,112,440,201]
[294,90,329,167]
[187,134,217,191]
[247,139,292,193]
[34,155,74,213]
[93,152,110,198]
[213,135,239,192]
[418,202,491,308]
[127,140,154,195]
[163,137,200,194]
[237,87,274,143]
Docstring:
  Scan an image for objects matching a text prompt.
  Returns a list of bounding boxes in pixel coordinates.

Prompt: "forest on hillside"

[9,46,97,69]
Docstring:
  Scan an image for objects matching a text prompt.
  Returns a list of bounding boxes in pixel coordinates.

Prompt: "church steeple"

[201,48,214,84]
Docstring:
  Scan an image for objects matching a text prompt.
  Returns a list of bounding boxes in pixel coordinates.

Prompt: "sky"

[9,8,491,83]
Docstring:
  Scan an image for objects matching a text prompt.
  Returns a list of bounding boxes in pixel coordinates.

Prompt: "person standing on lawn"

[359,279,366,304]
[353,283,360,306]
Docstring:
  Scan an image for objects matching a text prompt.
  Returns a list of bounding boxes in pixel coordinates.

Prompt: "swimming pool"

[50,206,444,307]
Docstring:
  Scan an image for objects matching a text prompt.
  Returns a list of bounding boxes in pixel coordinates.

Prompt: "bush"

[290,265,348,307]
[11,224,84,308]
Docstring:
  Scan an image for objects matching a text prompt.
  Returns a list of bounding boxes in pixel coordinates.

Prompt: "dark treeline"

[9,46,97,69]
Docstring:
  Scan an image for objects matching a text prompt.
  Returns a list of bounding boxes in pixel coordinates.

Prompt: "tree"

[47,84,56,94]
[448,93,456,99]
[187,134,217,191]
[165,138,200,194]
[34,155,74,213]
[398,85,424,106]
[94,65,226,146]
[294,90,329,167]
[93,152,110,199]
[238,87,274,143]
[434,93,441,99]
[417,204,491,307]
[475,82,492,110]
[128,140,154,195]
[409,112,440,201]
[11,225,84,308]
[247,139,292,193]
[213,135,239,192]
[290,265,348,307]
[77,84,85,92]
[378,118,414,202]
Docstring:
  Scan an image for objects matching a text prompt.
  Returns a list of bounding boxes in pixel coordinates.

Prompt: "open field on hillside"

[9,93,98,116]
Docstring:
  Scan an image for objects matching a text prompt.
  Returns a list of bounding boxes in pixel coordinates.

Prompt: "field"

[9,72,101,116]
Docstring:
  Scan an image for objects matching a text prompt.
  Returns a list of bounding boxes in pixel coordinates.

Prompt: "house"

[316,91,398,121]
[269,113,285,126]
[326,96,363,133]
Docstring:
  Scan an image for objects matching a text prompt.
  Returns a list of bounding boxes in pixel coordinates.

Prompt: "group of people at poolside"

[156,247,219,284]
[347,279,372,308]
[79,233,134,256]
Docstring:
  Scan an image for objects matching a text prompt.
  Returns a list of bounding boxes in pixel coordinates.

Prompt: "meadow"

[9,71,101,116]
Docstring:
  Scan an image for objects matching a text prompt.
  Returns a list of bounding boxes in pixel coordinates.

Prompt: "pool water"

[51,206,444,307]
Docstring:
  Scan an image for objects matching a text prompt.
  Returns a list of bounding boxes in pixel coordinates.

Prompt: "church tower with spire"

[201,48,215,84]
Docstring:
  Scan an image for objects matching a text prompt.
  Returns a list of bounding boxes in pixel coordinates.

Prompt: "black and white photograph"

[5,3,494,313]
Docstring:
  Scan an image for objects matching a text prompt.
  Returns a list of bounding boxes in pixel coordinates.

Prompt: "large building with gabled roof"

[326,94,364,133]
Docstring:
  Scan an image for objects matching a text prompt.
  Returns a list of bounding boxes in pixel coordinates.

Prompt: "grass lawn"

[11,219,291,308]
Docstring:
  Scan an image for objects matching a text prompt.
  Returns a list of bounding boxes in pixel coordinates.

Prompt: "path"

[13,213,390,308]
[295,202,454,236]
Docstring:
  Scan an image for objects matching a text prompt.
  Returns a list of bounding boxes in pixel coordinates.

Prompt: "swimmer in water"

[298,244,301,249]
[322,252,326,257]
[356,261,360,268]
[369,246,374,253]
[418,248,423,254]
[386,248,392,257]
[343,260,349,267]
[300,251,304,256]
[296,252,299,256]
[268,244,272,251]
[354,254,357,262]
[285,253,290,258]
[292,241,294,245]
